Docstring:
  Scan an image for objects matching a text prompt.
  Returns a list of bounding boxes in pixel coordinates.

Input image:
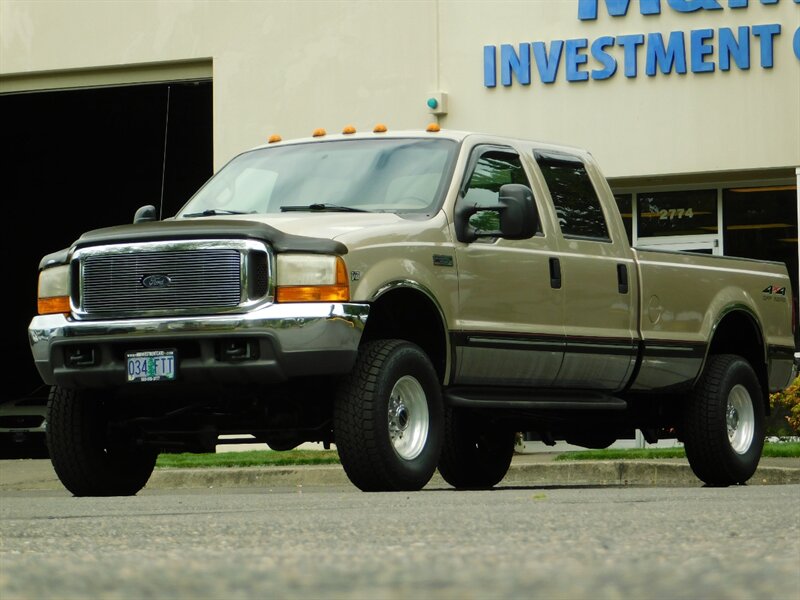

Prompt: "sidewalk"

[2,451,799,492]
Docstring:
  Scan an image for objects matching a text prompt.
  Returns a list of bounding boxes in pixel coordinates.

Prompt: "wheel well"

[361,288,447,382]
[707,310,768,407]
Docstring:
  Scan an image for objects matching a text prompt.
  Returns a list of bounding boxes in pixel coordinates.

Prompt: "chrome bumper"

[29,303,369,388]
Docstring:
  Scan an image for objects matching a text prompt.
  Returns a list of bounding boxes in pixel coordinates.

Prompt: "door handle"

[617,263,629,294]
[549,257,562,289]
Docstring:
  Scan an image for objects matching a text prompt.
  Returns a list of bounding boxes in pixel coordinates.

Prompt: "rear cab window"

[533,150,611,243]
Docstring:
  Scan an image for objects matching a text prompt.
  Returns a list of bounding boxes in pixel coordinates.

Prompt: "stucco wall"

[2,0,798,178]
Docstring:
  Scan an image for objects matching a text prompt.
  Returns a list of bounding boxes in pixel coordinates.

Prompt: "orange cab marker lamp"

[268,134,282,143]
[38,296,70,315]
[373,123,388,133]
[312,128,327,137]
[426,123,441,133]
[276,257,350,303]
[342,125,357,134]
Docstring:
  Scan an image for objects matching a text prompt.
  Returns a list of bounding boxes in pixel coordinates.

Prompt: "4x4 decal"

[762,285,786,296]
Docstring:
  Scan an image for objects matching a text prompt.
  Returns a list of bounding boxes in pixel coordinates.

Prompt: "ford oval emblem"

[141,274,172,289]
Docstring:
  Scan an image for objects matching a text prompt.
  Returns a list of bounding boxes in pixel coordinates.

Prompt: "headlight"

[37,265,71,315]
[275,254,350,302]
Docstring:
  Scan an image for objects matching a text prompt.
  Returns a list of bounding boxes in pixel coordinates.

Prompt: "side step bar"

[444,387,628,411]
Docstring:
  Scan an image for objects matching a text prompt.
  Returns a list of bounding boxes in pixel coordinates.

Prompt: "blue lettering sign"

[646,31,688,75]
[719,26,751,70]
[617,34,645,76]
[691,29,716,72]
[533,40,564,84]
[667,0,722,12]
[578,0,661,20]
[501,44,531,86]
[730,0,781,6]
[579,0,781,19]
[795,27,800,60]
[591,36,618,79]
[483,1,792,89]
[484,45,496,87]
[752,23,781,67]
[566,39,590,81]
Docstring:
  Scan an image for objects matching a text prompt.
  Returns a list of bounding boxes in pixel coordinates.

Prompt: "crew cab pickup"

[29,127,796,495]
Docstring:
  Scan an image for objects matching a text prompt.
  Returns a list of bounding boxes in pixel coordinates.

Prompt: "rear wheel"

[683,354,765,487]
[47,386,157,496]
[438,407,514,489]
[334,340,443,491]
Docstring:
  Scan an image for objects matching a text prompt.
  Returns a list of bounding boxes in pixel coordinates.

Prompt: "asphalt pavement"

[2,449,799,492]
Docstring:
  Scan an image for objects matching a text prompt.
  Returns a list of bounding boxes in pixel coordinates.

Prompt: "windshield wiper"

[182,209,254,218]
[280,203,370,213]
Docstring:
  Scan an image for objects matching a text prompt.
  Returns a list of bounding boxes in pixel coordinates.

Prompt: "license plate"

[126,350,176,383]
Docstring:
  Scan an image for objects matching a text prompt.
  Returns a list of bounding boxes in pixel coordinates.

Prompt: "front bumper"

[29,303,369,388]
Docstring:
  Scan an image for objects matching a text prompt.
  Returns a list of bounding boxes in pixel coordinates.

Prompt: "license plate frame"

[125,350,177,383]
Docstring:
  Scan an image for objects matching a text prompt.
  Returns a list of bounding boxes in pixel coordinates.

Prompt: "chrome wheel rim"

[387,375,429,460]
[727,384,755,455]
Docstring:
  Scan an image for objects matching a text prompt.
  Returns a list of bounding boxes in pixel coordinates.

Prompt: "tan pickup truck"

[29,128,796,495]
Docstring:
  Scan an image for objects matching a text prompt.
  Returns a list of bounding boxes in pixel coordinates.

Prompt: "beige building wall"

[1,0,798,178]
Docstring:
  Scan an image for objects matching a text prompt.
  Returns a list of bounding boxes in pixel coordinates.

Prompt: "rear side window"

[534,151,610,241]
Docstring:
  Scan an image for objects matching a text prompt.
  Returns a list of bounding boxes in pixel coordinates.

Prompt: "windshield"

[177,138,458,217]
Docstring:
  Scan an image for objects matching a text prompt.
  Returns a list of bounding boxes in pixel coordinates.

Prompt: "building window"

[637,189,718,238]
[723,185,798,299]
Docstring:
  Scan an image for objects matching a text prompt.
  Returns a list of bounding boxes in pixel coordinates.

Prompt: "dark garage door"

[1,80,213,403]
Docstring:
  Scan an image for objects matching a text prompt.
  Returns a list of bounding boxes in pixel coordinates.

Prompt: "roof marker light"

[312,128,327,137]
[268,134,282,143]
[342,125,357,134]
[426,123,441,133]
[373,123,388,133]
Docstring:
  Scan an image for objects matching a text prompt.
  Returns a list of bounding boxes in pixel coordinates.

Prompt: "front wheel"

[334,340,443,491]
[47,386,157,496]
[683,354,765,487]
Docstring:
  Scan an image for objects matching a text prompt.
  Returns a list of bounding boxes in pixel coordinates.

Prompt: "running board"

[444,387,628,411]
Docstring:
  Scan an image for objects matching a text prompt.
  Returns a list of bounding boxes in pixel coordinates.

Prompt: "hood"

[68,212,412,258]
[196,212,409,241]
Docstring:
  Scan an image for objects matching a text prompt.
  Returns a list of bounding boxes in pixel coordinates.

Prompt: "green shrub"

[769,376,800,437]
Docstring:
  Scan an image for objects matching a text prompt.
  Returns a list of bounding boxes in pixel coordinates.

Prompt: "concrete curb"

[2,459,798,492]
[145,461,800,490]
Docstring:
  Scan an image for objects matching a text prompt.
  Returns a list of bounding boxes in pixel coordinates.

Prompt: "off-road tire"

[334,339,443,491]
[47,386,157,496]
[683,354,765,487]
[438,407,515,489]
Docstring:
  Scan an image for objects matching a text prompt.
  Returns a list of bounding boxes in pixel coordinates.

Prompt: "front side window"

[177,138,458,217]
[462,148,533,233]
[535,152,610,241]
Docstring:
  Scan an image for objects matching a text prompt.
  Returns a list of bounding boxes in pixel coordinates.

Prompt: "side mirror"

[455,184,537,243]
[133,205,158,224]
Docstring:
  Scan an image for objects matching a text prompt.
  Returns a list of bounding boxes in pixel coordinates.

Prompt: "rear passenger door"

[533,150,638,391]
[452,144,564,387]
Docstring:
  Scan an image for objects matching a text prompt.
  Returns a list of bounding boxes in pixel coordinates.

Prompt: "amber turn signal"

[38,296,70,315]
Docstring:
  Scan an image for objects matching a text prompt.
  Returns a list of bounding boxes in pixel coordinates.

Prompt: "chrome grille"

[81,248,242,314]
